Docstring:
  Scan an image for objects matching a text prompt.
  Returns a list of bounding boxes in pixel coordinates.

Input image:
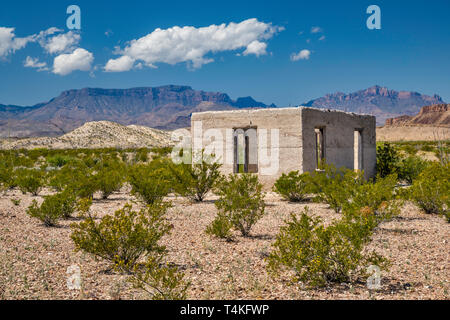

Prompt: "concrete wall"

[191,106,376,186]
[300,108,376,179]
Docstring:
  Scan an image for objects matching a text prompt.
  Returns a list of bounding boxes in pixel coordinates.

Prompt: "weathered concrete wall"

[191,106,376,186]
[300,108,376,179]
[191,108,303,186]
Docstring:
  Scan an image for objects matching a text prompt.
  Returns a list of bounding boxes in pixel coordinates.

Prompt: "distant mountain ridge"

[304,85,445,125]
[0,85,275,138]
[1,84,446,138]
[385,104,450,127]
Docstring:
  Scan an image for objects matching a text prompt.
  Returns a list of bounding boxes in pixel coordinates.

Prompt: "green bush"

[170,153,222,202]
[273,171,312,202]
[69,171,98,199]
[46,155,73,168]
[129,161,171,205]
[407,163,449,216]
[16,169,45,196]
[267,208,388,288]
[343,174,400,223]
[205,212,233,240]
[0,163,15,191]
[124,255,190,300]
[397,156,429,184]
[212,174,265,237]
[310,165,364,213]
[94,161,126,199]
[26,192,75,227]
[377,143,400,178]
[71,203,171,271]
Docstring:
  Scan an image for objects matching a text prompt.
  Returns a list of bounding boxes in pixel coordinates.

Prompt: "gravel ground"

[0,188,448,300]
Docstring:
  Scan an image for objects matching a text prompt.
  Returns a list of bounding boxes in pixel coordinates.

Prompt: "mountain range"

[304,85,444,125]
[0,85,446,138]
[0,85,275,138]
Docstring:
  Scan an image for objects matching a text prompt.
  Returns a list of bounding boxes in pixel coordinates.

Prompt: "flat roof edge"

[191,106,376,118]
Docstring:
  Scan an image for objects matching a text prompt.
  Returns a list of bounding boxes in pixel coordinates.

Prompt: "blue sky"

[1,0,449,107]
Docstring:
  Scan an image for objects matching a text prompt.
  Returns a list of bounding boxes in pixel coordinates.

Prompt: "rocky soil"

[0,189,448,300]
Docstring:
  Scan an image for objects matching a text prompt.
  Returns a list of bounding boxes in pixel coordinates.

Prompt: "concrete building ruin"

[190,107,376,186]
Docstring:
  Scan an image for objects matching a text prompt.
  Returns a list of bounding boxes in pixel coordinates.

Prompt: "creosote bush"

[205,212,233,240]
[128,160,172,205]
[310,164,364,213]
[395,156,429,184]
[71,203,171,271]
[26,190,77,227]
[377,142,400,178]
[94,161,126,199]
[121,255,190,300]
[273,171,312,202]
[170,152,222,202]
[267,208,388,288]
[407,162,449,218]
[210,174,265,237]
[16,169,45,196]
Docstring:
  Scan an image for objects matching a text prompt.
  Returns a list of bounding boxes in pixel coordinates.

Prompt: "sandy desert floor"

[0,188,448,300]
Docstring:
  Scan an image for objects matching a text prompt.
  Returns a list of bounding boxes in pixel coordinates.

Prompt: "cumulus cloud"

[53,48,94,75]
[104,55,135,72]
[311,26,323,34]
[0,27,35,58]
[40,31,81,54]
[24,56,48,71]
[290,49,311,61]
[104,18,283,72]
[243,40,268,56]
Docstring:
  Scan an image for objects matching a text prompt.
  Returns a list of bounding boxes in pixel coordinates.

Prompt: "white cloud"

[104,55,135,72]
[24,56,48,71]
[311,26,323,34]
[319,35,326,41]
[290,49,311,61]
[53,48,94,75]
[0,27,35,58]
[243,40,267,57]
[41,31,81,54]
[104,18,283,72]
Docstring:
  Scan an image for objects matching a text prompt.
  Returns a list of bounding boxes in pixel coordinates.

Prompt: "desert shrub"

[267,208,388,288]
[122,255,190,300]
[205,212,233,240]
[136,148,150,163]
[48,161,87,192]
[46,155,73,168]
[343,174,400,223]
[0,163,15,191]
[310,165,364,213]
[94,161,126,199]
[377,143,400,178]
[11,198,21,206]
[212,174,265,237]
[407,163,449,215]
[128,161,172,205]
[26,196,63,227]
[16,169,45,196]
[169,153,222,202]
[71,203,171,271]
[273,171,312,202]
[397,156,429,184]
[56,189,78,218]
[69,171,98,199]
